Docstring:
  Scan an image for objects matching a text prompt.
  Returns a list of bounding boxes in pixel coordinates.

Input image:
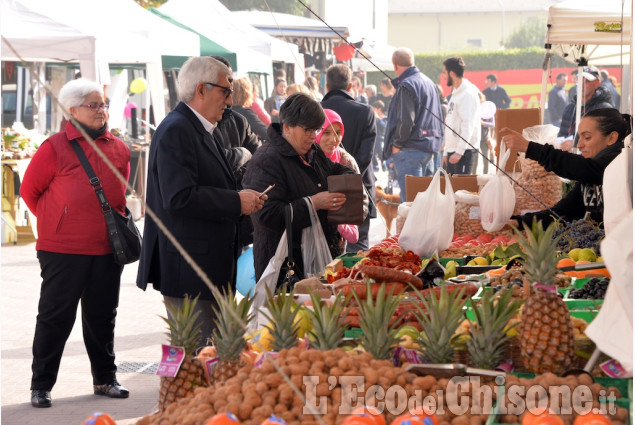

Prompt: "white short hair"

[58,78,103,119]
[178,57,231,103]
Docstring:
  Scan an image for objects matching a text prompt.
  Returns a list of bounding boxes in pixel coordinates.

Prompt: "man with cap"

[558,65,614,147]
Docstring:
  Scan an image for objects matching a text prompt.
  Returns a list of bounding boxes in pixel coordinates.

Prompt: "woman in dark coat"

[502,108,631,227]
[242,93,355,280]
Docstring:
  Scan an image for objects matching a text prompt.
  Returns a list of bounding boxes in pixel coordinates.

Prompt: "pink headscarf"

[316,109,345,163]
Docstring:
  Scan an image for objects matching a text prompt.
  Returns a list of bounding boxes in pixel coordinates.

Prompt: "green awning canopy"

[150,8,237,70]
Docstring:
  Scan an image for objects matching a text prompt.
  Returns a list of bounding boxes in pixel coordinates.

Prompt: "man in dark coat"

[321,64,377,252]
[136,57,265,349]
[559,66,614,149]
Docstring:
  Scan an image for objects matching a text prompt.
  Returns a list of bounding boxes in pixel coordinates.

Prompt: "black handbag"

[69,139,142,265]
[276,204,303,291]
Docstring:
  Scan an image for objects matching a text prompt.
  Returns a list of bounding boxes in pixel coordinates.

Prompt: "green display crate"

[336,253,366,268]
[566,299,605,309]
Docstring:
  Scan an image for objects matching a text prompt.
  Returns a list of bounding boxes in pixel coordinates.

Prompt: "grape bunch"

[553,218,605,254]
[568,277,610,299]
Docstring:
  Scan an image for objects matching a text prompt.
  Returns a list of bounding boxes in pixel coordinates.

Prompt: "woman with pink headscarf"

[316,109,360,245]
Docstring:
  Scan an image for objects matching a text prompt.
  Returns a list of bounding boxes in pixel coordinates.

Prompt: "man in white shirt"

[442,56,481,175]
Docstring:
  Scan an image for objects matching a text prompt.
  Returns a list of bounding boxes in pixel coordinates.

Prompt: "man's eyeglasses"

[79,102,109,111]
[301,127,323,136]
[204,82,233,99]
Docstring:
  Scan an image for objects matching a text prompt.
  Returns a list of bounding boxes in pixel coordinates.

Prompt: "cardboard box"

[495,108,542,172]
[450,175,479,193]
[405,175,445,202]
[405,174,479,202]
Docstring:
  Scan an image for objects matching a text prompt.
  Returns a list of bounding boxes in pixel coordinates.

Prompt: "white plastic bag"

[399,169,455,257]
[479,142,516,232]
[301,197,333,278]
[252,227,289,314]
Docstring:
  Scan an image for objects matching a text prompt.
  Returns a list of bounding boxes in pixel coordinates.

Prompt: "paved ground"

[0,171,398,425]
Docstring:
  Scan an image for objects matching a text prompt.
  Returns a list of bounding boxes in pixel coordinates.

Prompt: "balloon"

[236,246,256,296]
[129,77,147,94]
[481,100,496,120]
[124,102,138,118]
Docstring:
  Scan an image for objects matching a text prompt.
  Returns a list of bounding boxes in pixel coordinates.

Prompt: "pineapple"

[352,283,401,360]
[306,290,350,350]
[260,286,300,351]
[412,286,468,363]
[514,219,576,374]
[467,288,523,370]
[209,288,254,384]
[158,295,207,411]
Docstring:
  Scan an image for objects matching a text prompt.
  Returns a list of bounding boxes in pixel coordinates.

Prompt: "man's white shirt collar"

[185,103,217,133]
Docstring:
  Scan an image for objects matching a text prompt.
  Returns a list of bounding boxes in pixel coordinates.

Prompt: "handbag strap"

[69,139,125,257]
[284,204,294,264]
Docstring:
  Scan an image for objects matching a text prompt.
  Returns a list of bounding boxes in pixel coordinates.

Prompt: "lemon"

[467,259,477,266]
[294,307,312,338]
[473,256,489,266]
[254,325,273,352]
[568,248,582,261]
[578,248,597,262]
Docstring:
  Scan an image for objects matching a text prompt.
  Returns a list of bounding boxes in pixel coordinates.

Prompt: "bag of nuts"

[454,190,486,236]
[513,125,562,215]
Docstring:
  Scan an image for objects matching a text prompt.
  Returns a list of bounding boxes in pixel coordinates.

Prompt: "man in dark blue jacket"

[322,64,377,252]
[383,47,444,202]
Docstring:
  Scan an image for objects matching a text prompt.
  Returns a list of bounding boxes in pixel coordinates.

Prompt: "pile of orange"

[557,258,610,278]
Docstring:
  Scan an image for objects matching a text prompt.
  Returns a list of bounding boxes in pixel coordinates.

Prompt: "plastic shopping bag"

[480,142,516,232]
[399,169,455,257]
[252,229,288,315]
[302,197,333,278]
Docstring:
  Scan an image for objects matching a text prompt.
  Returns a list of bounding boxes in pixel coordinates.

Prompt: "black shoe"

[93,381,129,398]
[31,390,52,408]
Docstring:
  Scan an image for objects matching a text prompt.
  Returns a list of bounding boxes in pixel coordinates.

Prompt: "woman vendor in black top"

[500,108,631,227]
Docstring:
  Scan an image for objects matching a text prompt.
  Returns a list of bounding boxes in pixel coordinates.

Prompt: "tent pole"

[540,50,551,124]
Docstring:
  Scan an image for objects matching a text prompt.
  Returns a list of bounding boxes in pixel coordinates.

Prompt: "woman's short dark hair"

[584,108,632,141]
[279,93,326,130]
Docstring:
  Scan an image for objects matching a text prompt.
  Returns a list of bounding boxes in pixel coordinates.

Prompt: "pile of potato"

[135,347,627,425]
[513,158,562,215]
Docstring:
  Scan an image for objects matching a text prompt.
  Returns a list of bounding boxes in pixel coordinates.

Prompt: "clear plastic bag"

[479,142,516,232]
[301,197,333,278]
[399,169,455,257]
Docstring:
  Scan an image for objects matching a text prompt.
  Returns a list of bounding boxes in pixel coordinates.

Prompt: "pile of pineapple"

[137,220,625,425]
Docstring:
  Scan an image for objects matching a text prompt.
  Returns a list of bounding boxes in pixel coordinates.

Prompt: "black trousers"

[446,150,478,175]
[31,251,122,390]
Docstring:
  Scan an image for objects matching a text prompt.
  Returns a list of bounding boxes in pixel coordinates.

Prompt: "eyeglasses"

[79,102,109,111]
[301,126,323,136]
[204,82,233,99]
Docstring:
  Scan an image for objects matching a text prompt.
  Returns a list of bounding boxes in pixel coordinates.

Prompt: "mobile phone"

[258,184,275,199]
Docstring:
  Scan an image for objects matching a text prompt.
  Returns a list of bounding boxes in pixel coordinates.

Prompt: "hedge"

[364,47,575,87]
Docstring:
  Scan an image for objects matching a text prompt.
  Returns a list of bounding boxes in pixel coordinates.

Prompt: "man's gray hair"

[326,64,351,91]
[392,48,414,67]
[58,78,103,119]
[178,56,231,103]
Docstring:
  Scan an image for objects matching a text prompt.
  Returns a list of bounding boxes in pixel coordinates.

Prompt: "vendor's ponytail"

[584,108,632,141]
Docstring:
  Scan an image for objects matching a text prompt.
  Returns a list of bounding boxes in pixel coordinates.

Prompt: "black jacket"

[233,106,268,141]
[322,89,377,217]
[137,102,241,299]
[242,124,354,280]
[214,107,261,185]
[513,140,624,227]
[558,85,614,138]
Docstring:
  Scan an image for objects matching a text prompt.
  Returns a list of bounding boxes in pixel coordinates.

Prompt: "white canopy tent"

[540,0,632,120]
[158,0,303,83]
[2,0,201,126]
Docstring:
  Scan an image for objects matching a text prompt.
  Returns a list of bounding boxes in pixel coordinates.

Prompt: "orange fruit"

[522,410,564,425]
[390,414,425,425]
[81,413,116,425]
[351,406,386,425]
[205,413,241,425]
[557,258,577,277]
[261,415,287,425]
[572,412,611,425]
[342,415,379,425]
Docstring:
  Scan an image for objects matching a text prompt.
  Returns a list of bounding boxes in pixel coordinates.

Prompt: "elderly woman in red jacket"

[20,78,131,408]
